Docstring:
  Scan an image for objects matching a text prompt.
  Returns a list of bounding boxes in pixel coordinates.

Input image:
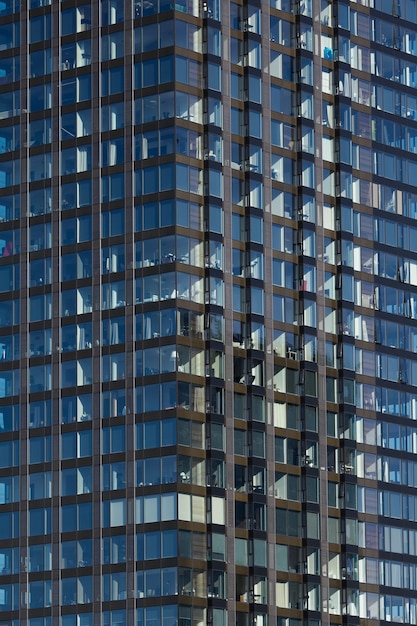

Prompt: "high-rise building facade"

[1,0,417,624]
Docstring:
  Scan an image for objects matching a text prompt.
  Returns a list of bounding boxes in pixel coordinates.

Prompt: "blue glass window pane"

[136,459,143,486]
[144,458,161,485]
[142,23,157,52]
[176,57,187,81]
[162,381,176,409]
[209,169,222,197]
[0,511,12,539]
[109,66,123,93]
[161,456,176,483]
[145,607,160,623]
[177,164,188,190]
[249,110,262,138]
[134,63,141,89]
[78,179,92,206]
[160,55,174,82]
[109,173,124,201]
[161,200,175,227]
[143,59,157,87]
[137,534,144,561]
[143,202,157,229]
[135,205,143,230]
[30,508,50,536]
[143,167,158,194]
[144,421,159,448]
[135,171,142,196]
[78,74,91,100]
[162,530,177,557]
[160,163,174,191]
[145,532,160,559]
[161,418,176,445]
[162,606,178,622]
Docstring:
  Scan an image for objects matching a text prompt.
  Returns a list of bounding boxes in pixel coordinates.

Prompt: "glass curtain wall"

[0,0,417,624]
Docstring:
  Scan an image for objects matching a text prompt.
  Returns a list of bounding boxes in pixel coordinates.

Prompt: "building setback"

[0,0,417,624]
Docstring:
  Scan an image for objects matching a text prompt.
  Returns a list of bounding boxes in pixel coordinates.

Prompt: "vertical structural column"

[122,3,136,623]
[311,0,330,623]
[50,2,62,622]
[18,1,30,623]
[221,0,237,621]
[260,2,277,624]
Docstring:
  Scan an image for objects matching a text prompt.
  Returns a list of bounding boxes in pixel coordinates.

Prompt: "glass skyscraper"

[1,0,417,624]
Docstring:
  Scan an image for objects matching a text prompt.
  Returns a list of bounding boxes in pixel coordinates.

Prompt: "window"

[62,502,92,532]
[136,493,177,523]
[101,67,124,96]
[29,13,51,43]
[102,0,124,24]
